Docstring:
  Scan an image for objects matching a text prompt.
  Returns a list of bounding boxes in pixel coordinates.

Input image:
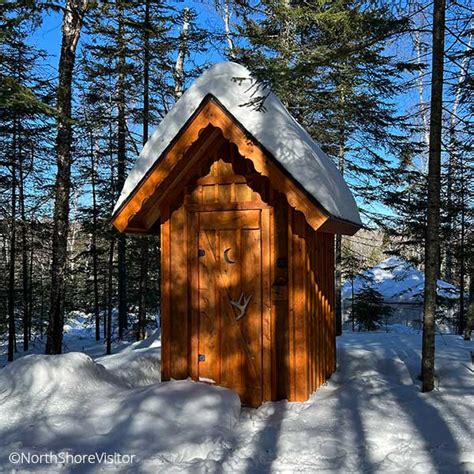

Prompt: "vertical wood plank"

[316,233,323,388]
[170,206,188,379]
[288,208,295,401]
[323,234,330,378]
[274,197,289,400]
[220,229,243,393]
[261,208,272,401]
[293,213,308,401]
[160,206,171,381]
[306,231,316,392]
[329,234,336,373]
[241,227,263,406]
[188,210,199,379]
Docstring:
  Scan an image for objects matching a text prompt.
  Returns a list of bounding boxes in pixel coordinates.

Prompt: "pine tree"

[349,286,392,331]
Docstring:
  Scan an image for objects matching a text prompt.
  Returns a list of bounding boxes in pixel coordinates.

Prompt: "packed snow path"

[0,332,472,472]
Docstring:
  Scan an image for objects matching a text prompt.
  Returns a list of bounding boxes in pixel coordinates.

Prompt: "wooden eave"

[111,95,361,235]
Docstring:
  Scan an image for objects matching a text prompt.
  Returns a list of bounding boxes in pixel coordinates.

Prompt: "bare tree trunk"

[106,239,115,355]
[335,104,345,337]
[46,0,88,355]
[8,119,18,362]
[421,0,445,393]
[90,130,100,341]
[458,154,466,334]
[445,34,471,282]
[351,274,355,332]
[117,0,127,339]
[28,242,33,342]
[40,262,45,338]
[19,134,29,351]
[464,258,473,341]
[136,0,151,342]
[143,0,150,146]
[103,278,107,340]
[137,239,149,340]
[174,7,190,99]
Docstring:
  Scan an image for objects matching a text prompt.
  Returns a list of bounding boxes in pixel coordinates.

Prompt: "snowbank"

[342,256,460,303]
[96,330,162,387]
[0,352,240,471]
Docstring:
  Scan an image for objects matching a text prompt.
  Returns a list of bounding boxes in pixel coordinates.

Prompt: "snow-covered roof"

[342,256,459,303]
[113,62,361,226]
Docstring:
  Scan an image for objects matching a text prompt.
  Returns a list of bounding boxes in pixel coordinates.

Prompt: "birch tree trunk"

[445,34,471,283]
[335,91,346,337]
[421,0,445,392]
[414,25,430,171]
[217,0,235,59]
[174,7,190,100]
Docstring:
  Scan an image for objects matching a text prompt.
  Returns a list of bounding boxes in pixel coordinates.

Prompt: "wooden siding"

[160,139,336,405]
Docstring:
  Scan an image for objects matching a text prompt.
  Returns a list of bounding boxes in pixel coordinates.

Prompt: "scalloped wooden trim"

[112,98,329,232]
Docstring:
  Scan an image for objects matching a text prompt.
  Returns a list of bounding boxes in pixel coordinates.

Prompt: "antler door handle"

[230,292,252,320]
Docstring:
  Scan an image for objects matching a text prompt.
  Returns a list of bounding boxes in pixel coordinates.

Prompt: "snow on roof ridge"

[113,61,362,226]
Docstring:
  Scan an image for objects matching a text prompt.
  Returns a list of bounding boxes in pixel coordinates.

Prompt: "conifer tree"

[80,0,174,344]
[236,0,409,334]
[1,3,53,359]
[349,286,392,331]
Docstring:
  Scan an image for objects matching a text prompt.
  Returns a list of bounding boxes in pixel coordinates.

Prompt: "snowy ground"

[0,324,473,472]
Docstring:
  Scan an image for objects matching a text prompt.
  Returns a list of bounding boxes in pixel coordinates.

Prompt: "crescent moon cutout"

[223,248,236,264]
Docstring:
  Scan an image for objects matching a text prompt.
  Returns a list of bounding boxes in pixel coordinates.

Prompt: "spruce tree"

[236,0,410,334]
[349,286,392,331]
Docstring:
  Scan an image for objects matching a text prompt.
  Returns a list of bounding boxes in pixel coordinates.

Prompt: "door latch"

[198,354,206,362]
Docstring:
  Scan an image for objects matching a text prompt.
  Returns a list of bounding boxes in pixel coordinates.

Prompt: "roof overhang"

[111,96,360,236]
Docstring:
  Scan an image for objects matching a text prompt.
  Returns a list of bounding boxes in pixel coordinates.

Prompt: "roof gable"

[112,62,362,232]
[112,98,333,232]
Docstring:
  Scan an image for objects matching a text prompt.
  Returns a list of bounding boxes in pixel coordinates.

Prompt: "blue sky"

[27,1,462,227]
[26,3,406,225]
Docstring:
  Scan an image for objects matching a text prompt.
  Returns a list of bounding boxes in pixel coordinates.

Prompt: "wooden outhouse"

[111,62,361,407]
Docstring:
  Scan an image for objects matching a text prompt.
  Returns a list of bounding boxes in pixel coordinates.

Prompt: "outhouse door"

[194,209,264,406]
